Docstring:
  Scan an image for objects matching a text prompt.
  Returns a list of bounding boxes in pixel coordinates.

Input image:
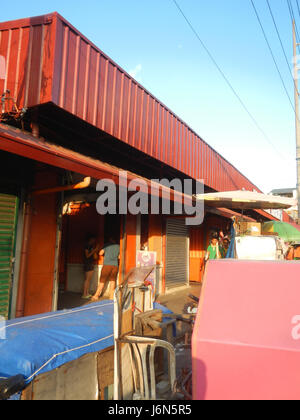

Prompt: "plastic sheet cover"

[0,301,171,384]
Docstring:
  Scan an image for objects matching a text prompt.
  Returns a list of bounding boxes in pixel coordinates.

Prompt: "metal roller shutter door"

[165,218,189,289]
[0,194,18,320]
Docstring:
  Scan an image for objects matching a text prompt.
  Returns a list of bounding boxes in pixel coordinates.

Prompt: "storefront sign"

[136,250,157,296]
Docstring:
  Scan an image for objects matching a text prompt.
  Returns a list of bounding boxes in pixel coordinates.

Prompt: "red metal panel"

[196,139,200,180]
[133,85,142,149]
[161,107,167,163]
[142,92,149,153]
[120,74,130,143]
[140,90,148,151]
[0,12,263,194]
[86,47,99,126]
[208,147,212,189]
[0,19,53,110]
[148,97,155,156]
[5,29,19,101]
[191,133,195,180]
[179,123,184,173]
[193,260,300,400]
[169,114,175,169]
[191,131,195,178]
[181,125,186,174]
[199,140,203,181]
[112,67,122,139]
[165,111,170,167]
[27,25,43,106]
[152,100,158,159]
[177,122,181,170]
[62,28,76,113]
[151,100,158,157]
[205,146,209,187]
[127,80,137,146]
[158,106,163,162]
[186,128,190,176]
[103,61,114,134]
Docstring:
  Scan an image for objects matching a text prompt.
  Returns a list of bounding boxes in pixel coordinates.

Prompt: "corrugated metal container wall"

[0,14,56,109]
[0,12,260,193]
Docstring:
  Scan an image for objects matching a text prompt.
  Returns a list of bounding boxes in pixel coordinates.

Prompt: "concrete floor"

[57,290,95,311]
[157,282,202,314]
[57,282,202,313]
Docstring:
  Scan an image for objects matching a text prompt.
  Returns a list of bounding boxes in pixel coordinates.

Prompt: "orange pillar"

[124,214,137,274]
[190,225,205,283]
[148,214,163,265]
[23,168,59,316]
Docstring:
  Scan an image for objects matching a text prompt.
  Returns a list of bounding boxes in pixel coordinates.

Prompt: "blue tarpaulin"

[0,301,172,385]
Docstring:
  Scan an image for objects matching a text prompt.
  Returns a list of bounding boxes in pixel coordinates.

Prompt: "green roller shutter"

[0,194,18,320]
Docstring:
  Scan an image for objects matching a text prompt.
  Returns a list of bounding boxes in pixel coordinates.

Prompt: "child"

[205,236,221,261]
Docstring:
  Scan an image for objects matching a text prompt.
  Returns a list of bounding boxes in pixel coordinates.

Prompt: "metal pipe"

[32,176,91,196]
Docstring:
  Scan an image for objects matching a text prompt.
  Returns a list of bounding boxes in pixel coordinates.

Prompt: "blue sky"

[1,0,299,192]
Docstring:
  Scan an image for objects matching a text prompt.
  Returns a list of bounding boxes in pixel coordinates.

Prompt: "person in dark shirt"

[91,236,120,301]
[82,235,99,299]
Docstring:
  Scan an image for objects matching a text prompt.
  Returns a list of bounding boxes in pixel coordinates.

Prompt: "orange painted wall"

[124,214,137,274]
[59,203,105,289]
[190,225,205,283]
[23,168,59,316]
[65,204,104,264]
[148,214,163,265]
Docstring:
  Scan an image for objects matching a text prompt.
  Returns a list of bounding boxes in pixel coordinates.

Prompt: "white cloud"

[129,64,142,80]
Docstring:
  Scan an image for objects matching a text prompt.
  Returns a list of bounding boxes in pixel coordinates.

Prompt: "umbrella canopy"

[262,221,300,242]
[196,190,296,210]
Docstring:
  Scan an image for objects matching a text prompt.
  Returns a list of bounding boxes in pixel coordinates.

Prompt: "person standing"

[220,237,230,258]
[91,236,120,301]
[205,236,221,261]
[82,236,99,299]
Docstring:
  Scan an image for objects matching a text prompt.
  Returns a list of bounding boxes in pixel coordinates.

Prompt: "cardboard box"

[238,222,261,236]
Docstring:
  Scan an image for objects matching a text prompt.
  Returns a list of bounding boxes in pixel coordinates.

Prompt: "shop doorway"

[57,203,121,310]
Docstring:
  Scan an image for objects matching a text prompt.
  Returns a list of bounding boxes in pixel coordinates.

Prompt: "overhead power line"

[287,0,300,52]
[266,0,295,83]
[296,0,300,19]
[250,0,296,116]
[171,0,292,162]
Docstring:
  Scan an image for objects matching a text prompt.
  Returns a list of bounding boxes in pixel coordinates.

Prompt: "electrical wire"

[287,0,300,52]
[172,0,293,162]
[251,0,296,115]
[266,0,295,83]
[266,0,300,129]
[296,0,300,19]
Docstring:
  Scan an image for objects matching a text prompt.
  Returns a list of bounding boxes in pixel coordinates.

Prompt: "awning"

[0,124,191,205]
[206,207,256,222]
[196,190,296,210]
